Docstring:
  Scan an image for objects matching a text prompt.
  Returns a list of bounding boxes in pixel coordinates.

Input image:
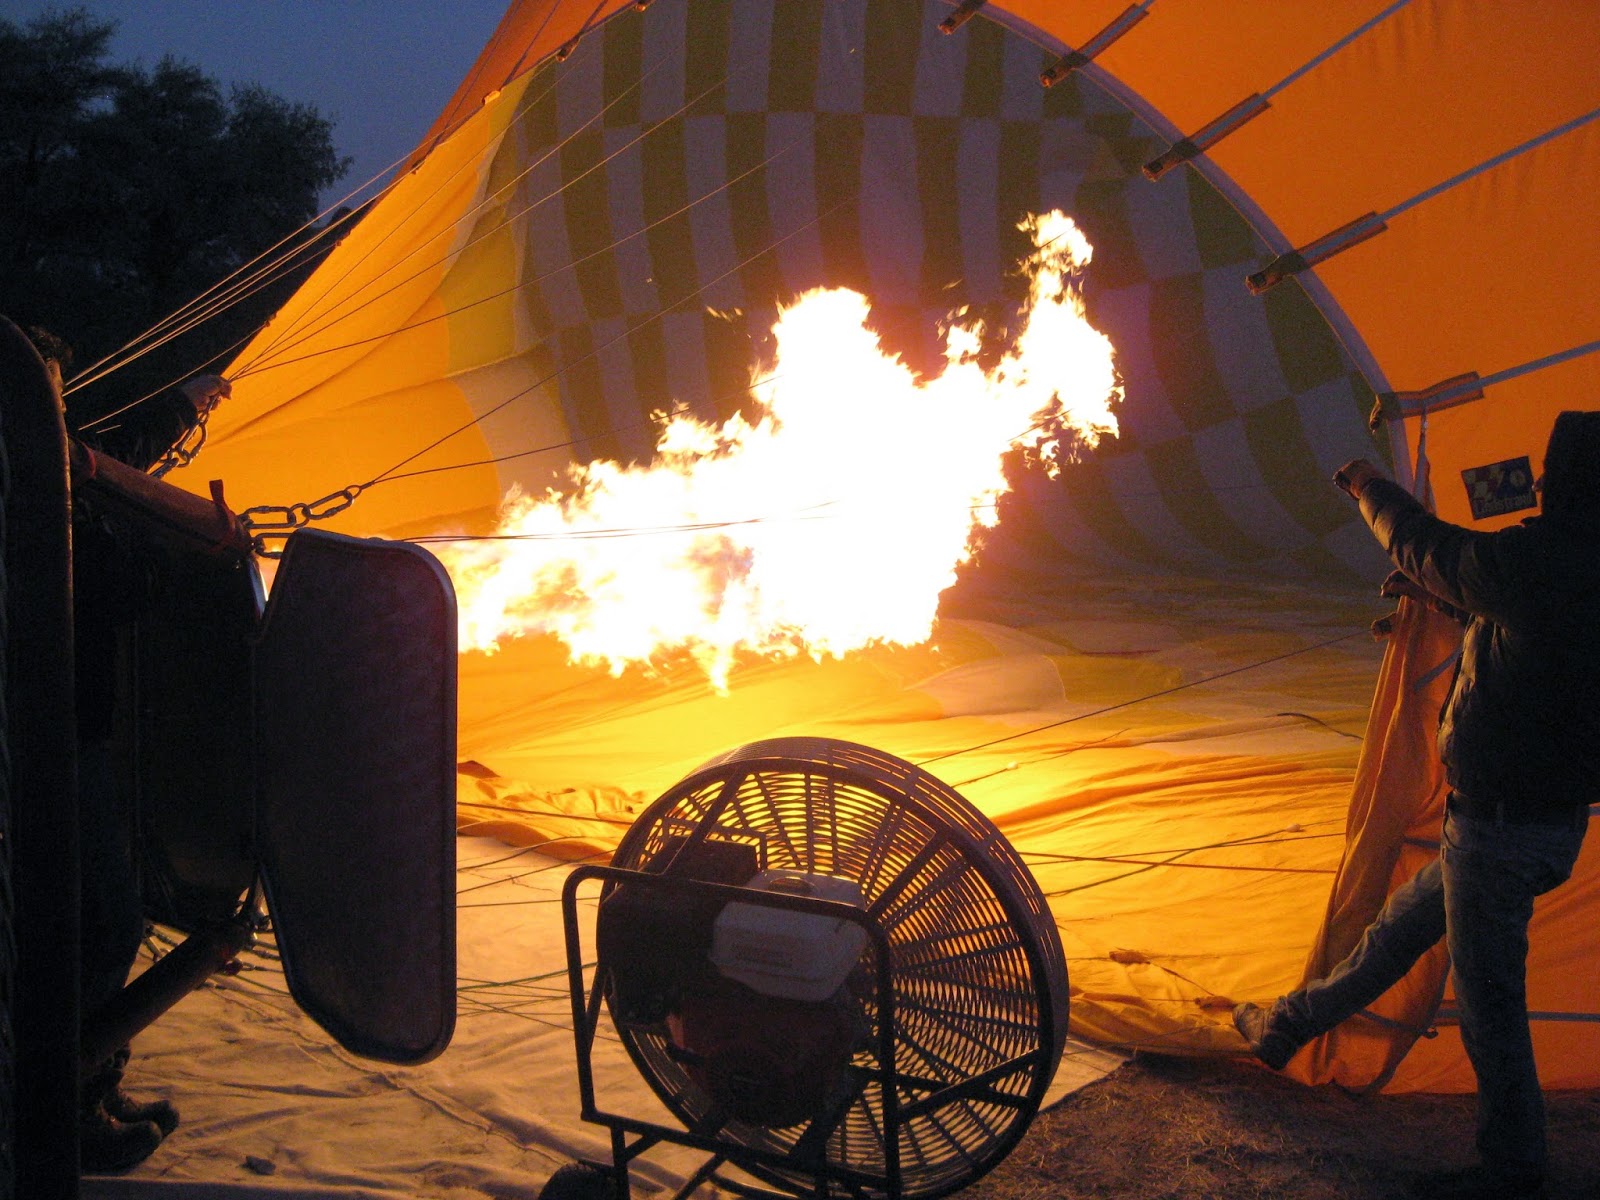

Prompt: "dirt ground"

[959,1052,1600,1200]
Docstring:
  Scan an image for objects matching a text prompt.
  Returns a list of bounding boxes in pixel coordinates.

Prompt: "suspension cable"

[75,326,261,434]
[234,62,583,372]
[65,147,423,398]
[1249,103,1600,293]
[915,627,1368,768]
[65,211,362,402]
[235,190,851,555]
[65,22,579,410]
[1144,0,1414,179]
[238,41,676,372]
[233,128,803,382]
[370,191,853,487]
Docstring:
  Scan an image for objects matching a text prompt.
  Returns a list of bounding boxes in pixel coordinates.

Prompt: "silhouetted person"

[1233,411,1600,1200]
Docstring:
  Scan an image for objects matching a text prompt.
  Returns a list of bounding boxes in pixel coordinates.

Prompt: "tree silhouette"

[0,7,350,423]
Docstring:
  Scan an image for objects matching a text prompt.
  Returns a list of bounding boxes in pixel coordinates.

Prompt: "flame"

[437,210,1119,688]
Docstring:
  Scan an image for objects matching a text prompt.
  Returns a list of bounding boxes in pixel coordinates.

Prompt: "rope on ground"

[915,628,1369,769]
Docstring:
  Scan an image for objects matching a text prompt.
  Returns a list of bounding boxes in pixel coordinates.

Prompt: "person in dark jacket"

[25,328,229,1172]
[1232,410,1600,1200]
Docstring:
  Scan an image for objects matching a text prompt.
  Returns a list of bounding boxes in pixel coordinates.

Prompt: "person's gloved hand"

[1333,458,1384,498]
[179,374,231,416]
[1379,569,1429,604]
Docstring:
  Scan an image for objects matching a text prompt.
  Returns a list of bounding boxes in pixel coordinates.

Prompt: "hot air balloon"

[7,0,1599,1193]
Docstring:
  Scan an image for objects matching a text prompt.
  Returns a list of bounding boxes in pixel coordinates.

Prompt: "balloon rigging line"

[457,969,569,991]
[236,55,632,372]
[197,933,605,1033]
[1393,335,1600,416]
[1276,709,1364,739]
[231,129,806,380]
[1268,0,1413,99]
[408,505,874,546]
[363,190,857,488]
[71,37,576,412]
[68,221,352,406]
[1025,822,1345,863]
[450,0,567,139]
[77,326,262,433]
[562,0,615,56]
[1022,827,1347,880]
[1381,102,1600,225]
[1055,854,1337,880]
[67,53,519,403]
[219,193,850,551]
[953,671,1368,780]
[349,355,793,489]
[456,799,639,828]
[950,708,1366,794]
[380,402,702,482]
[457,846,613,896]
[914,627,1367,768]
[461,840,614,874]
[64,161,392,399]
[123,226,355,374]
[237,54,579,367]
[244,28,771,373]
[949,727,1131,787]
[1042,834,1319,898]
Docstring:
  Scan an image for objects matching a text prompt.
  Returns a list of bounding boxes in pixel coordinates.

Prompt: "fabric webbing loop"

[1143,94,1268,180]
[554,0,611,62]
[1370,373,1483,431]
[1246,212,1386,294]
[1385,103,1600,226]
[1144,1,1411,180]
[1372,336,1600,426]
[1248,106,1600,294]
[938,0,988,35]
[1040,3,1151,88]
[1415,649,1461,692]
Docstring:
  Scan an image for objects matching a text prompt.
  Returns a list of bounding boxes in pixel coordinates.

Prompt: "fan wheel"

[608,738,1068,1200]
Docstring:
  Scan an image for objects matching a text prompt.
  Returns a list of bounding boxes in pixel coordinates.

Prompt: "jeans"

[1269,796,1587,1174]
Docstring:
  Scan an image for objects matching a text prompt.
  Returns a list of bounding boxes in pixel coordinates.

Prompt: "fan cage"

[604,737,1068,1200]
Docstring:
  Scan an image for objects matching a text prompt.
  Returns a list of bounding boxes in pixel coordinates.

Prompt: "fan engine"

[550,737,1069,1200]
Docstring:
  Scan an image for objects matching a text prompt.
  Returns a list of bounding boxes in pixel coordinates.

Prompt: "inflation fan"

[546,737,1069,1200]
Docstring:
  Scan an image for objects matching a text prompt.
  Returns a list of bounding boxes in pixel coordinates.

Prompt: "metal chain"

[142,398,372,557]
[239,483,366,557]
[149,410,209,479]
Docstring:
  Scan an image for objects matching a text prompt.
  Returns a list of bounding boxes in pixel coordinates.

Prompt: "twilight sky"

[5,0,514,206]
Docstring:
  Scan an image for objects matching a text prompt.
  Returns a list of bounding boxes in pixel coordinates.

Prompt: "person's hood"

[1540,410,1600,533]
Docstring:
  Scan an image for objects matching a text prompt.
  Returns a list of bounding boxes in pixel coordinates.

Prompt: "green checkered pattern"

[446,0,1390,583]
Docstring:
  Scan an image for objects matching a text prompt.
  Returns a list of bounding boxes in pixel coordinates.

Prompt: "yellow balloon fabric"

[172,0,1600,1091]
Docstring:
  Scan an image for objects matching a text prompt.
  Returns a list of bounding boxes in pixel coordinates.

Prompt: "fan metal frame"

[557,737,1068,1200]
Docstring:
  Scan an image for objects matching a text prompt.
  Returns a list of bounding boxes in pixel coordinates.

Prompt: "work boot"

[1231,1001,1305,1070]
[79,1100,163,1173]
[95,1046,179,1137]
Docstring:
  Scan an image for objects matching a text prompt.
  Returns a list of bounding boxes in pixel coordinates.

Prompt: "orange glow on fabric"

[435,211,1120,688]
